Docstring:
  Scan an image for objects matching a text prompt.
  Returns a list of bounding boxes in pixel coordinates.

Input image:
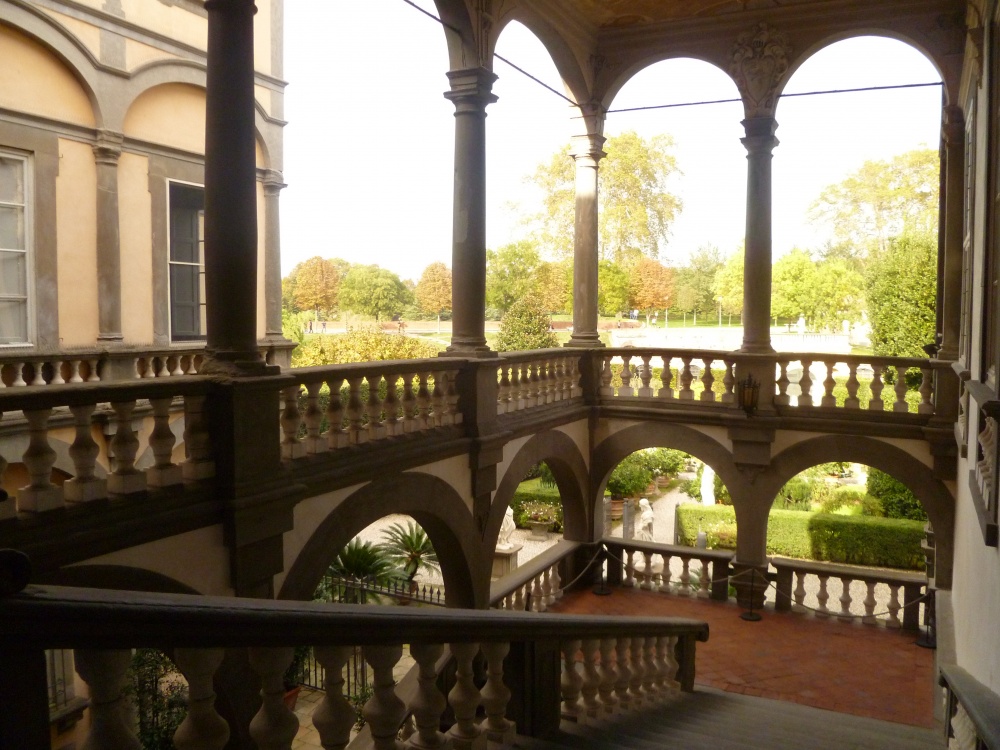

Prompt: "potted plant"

[607,455,654,518]
[524,502,556,540]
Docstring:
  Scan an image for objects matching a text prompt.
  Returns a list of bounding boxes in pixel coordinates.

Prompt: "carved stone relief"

[730,22,792,118]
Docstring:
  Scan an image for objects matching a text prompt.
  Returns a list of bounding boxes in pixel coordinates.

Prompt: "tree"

[673,245,722,323]
[486,241,542,315]
[864,232,937,358]
[810,257,864,331]
[713,250,744,323]
[535,259,571,314]
[606,452,654,499]
[809,148,939,260]
[629,257,674,322]
[284,256,349,317]
[379,521,440,590]
[495,296,558,352]
[597,260,630,317]
[771,248,819,323]
[320,537,406,604]
[415,262,452,332]
[291,324,440,367]
[339,265,412,322]
[525,131,683,262]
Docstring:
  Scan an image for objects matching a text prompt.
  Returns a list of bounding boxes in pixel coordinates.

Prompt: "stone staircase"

[519,688,942,750]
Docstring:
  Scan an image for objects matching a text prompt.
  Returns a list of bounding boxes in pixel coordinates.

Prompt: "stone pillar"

[938,105,965,361]
[444,67,497,357]
[93,130,124,343]
[566,127,606,349]
[740,117,778,354]
[263,170,286,340]
[202,0,265,373]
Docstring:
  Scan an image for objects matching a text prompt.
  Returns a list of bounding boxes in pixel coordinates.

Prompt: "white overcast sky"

[280,1,942,282]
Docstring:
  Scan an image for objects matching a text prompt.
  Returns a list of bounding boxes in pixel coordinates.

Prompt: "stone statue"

[498,506,516,549]
[701,465,716,506]
[637,498,654,542]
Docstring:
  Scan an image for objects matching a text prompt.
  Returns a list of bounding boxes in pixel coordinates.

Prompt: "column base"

[64,477,108,503]
[17,486,64,512]
[442,344,497,358]
[565,334,604,348]
[739,342,775,354]
[199,354,280,377]
[731,561,769,611]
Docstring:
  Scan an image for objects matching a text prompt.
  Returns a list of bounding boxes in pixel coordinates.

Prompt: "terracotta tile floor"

[551,587,936,728]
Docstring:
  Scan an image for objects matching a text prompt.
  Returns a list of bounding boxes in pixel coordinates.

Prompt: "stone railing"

[603,539,734,601]
[0,352,103,387]
[966,380,1000,546]
[771,556,926,630]
[598,349,736,404]
[0,378,213,520]
[940,664,1000,750]
[490,540,580,612]
[0,578,709,748]
[496,349,583,416]
[279,359,464,459]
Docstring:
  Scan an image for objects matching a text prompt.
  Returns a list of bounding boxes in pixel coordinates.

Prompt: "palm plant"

[318,537,406,604]
[379,521,440,591]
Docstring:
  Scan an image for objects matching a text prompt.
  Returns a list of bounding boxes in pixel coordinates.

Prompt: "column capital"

[942,104,965,145]
[444,67,498,112]
[204,0,256,14]
[92,129,123,165]
[262,169,286,196]
[740,117,779,155]
[570,133,607,164]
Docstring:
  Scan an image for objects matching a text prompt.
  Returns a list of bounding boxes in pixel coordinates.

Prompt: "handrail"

[290,356,468,382]
[604,538,735,565]
[940,664,1000,749]
[0,374,210,411]
[769,556,926,586]
[1,584,710,648]
[489,539,580,606]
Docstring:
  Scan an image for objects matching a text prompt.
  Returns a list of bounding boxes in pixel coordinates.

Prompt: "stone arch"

[0,6,103,126]
[33,563,199,594]
[491,13,589,105]
[279,472,486,608]
[760,435,954,586]
[488,430,589,550]
[430,0,478,72]
[601,54,741,113]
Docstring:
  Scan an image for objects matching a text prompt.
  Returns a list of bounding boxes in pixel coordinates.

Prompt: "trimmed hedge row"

[675,504,926,570]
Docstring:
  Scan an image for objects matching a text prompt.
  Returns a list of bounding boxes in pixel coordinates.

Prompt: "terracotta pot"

[283,685,301,711]
[610,497,624,520]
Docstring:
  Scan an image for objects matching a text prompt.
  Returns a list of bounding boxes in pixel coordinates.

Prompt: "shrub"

[495,296,558,352]
[867,468,927,521]
[606,453,653,498]
[291,324,441,367]
[817,485,867,514]
[773,476,814,511]
[510,488,563,532]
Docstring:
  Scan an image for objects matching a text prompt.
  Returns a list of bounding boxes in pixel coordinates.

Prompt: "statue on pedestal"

[637,498,654,542]
[498,506,516,550]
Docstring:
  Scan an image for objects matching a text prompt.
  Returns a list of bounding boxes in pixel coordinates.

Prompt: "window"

[168,182,206,341]
[0,152,30,345]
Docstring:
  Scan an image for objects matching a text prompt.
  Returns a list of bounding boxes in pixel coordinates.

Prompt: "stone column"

[93,130,124,343]
[202,0,265,372]
[938,105,965,361]
[444,67,497,357]
[263,170,285,340]
[740,117,779,354]
[566,127,606,349]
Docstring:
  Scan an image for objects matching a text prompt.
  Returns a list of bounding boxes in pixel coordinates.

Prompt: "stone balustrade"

[490,540,578,613]
[496,350,583,415]
[280,360,464,459]
[598,349,736,403]
[0,582,709,749]
[0,378,212,521]
[966,380,1000,547]
[771,556,926,630]
[603,539,734,601]
[940,663,1000,750]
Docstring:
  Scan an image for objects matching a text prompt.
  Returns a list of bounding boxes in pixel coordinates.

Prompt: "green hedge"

[675,505,925,570]
[511,487,563,533]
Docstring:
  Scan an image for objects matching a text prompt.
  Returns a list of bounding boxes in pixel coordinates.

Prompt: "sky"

[280,1,942,282]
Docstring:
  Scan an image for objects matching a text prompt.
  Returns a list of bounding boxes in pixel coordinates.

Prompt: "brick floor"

[550,587,936,728]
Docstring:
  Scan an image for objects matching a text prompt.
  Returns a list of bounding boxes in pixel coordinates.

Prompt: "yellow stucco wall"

[0,26,95,127]
[120,0,207,52]
[254,0,272,76]
[118,152,154,344]
[56,138,99,346]
[124,83,205,154]
[126,38,178,72]
[38,9,102,61]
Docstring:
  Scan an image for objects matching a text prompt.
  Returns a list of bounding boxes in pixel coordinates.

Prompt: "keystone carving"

[730,22,792,117]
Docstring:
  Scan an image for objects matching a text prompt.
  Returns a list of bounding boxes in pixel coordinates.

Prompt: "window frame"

[0,148,34,348]
[166,179,207,343]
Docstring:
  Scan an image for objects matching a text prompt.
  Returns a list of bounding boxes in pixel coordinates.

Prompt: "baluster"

[774,361,790,405]
[640,551,653,590]
[529,361,542,406]
[157,357,171,378]
[406,643,449,750]
[699,359,716,402]
[614,637,632,712]
[722,358,736,403]
[182,394,215,480]
[838,578,854,620]
[844,364,861,408]
[816,574,830,617]
[793,571,807,611]
[171,356,185,377]
[107,400,145,495]
[248,647,298,750]
[599,356,614,397]
[662,636,680,693]
[363,645,407,750]
[919,366,934,414]
[887,585,902,628]
[68,359,84,383]
[507,363,522,411]
[87,358,101,381]
[138,358,152,378]
[569,356,583,398]
[446,370,462,425]
[417,372,433,429]
[28,362,45,386]
[642,637,659,699]
[597,638,618,715]
[868,364,885,410]
[19,408,64,511]
[431,372,448,425]
[698,562,711,599]
[629,637,646,707]
[541,568,553,608]
[51,360,66,385]
[678,557,692,597]
[446,642,482,750]
[497,364,511,414]
[325,377,347,449]
[366,375,386,441]
[11,361,26,387]
[531,574,545,612]
[893,366,909,412]
[579,639,601,721]
[400,373,418,432]
[146,397,182,487]
[303,381,326,454]
[561,639,583,721]
[75,649,141,749]
[863,581,878,625]
[346,376,365,443]
[383,375,402,435]
[501,593,513,610]
[480,641,514,743]
[312,646,355,750]
[64,403,107,502]
[659,555,672,593]
[798,360,813,406]
[617,355,633,397]
[512,585,524,611]
[821,360,837,407]
[550,563,563,601]
[679,357,694,400]
[553,357,566,401]
[637,355,653,397]
[623,548,635,588]
[657,358,674,398]
[540,359,554,404]
[173,648,230,750]
[280,385,306,460]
